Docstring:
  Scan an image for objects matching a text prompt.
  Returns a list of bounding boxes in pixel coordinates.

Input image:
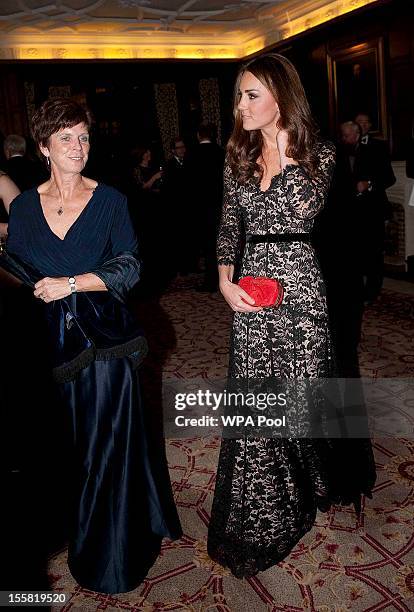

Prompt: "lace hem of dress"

[208,473,374,580]
[208,516,314,579]
[207,436,376,578]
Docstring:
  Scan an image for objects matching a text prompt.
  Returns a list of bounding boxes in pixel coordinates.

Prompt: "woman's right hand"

[152,170,162,181]
[220,279,262,313]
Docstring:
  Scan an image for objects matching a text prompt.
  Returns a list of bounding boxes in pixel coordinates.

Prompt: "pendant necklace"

[57,204,63,215]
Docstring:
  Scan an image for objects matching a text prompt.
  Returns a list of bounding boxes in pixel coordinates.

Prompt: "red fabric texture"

[238,276,284,308]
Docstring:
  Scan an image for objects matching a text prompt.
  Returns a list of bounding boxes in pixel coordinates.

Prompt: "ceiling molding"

[0,0,379,60]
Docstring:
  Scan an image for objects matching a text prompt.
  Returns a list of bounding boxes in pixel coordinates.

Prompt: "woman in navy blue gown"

[5,98,181,594]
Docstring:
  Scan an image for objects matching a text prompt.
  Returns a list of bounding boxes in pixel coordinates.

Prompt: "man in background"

[4,134,47,192]
[315,122,364,376]
[352,115,396,301]
[163,137,195,276]
[188,123,224,291]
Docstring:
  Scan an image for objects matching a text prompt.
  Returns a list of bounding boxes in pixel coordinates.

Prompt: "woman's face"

[237,71,280,132]
[142,149,151,164]
[41,122,90,174]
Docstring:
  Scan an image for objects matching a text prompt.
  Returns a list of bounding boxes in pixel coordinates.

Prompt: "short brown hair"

[31,97,92,147]
[227,53,319,183]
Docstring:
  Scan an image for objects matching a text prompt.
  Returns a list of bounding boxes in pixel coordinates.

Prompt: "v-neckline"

[258,171,282,193]
[36,184,100,242]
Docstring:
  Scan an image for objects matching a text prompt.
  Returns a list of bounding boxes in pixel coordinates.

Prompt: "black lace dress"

[207,142,376,578]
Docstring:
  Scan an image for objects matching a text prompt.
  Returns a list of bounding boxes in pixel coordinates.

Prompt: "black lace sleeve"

[216,163,242,265]
[282,141,336,220]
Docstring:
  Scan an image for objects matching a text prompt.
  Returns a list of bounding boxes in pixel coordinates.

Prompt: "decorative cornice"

[0,0,379,60]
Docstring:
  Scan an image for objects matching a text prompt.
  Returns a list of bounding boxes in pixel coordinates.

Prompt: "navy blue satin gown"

[6,184,182,593]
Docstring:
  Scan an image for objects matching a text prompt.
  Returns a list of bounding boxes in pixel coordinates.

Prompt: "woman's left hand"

[34,277,71,303]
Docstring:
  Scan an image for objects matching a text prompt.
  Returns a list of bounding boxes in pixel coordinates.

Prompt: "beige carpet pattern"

[49,279,414,611]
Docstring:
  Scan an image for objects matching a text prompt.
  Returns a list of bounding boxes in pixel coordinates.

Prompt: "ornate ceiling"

[0,0,378,60]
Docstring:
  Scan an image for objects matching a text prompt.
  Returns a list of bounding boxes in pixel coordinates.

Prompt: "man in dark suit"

[188,123,225,291]
[162,136,195,275]
[315,128,363,377]
[355,113,395,203]
[351,115,396,301]
[316,120,394,375]
[4,134,48,192]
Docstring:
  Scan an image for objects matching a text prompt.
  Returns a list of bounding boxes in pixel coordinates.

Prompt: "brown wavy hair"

[227,53,319,184]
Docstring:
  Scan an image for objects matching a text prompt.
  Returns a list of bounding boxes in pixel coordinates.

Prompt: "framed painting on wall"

[327,38,387,139]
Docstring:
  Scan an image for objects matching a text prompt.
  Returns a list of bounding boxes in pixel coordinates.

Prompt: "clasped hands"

[34,277,72,303]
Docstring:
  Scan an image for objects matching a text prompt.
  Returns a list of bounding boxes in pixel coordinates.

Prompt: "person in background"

[4,133,48,192]
[314,122,366,377]
[162,137,195,276]
[131,145,165,293]
[0,171,20,238]
[340,117,395,302]
[354,113,396,299]
[188,122,225,292]
[355,113,395,193]
[0,168,20,334]
[133,146,163,193]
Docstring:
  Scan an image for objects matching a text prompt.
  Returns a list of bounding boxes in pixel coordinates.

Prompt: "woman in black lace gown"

[207,53,376,578]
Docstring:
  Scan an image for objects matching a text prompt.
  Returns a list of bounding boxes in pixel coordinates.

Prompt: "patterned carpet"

[49,277,414,611]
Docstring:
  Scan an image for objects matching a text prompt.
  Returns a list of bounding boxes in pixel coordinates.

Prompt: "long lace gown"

[207,141,376,577]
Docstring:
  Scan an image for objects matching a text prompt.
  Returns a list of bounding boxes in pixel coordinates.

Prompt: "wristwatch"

[68,276,77,293]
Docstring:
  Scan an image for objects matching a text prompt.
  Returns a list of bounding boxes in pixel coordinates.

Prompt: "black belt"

[246,233,311,244]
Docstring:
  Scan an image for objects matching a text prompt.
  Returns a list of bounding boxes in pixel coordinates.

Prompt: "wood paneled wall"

[269,0,414,158]
[0,67,28,138]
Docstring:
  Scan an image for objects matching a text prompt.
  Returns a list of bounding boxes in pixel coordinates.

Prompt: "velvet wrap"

[0,249,148,382]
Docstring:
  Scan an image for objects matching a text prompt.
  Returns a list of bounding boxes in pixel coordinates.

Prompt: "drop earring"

[46,156,50,171]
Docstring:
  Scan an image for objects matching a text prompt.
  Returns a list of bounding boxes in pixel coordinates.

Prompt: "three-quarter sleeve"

[216,163,242,265]
[92,193,141,302]
[281,141,336,220]
[110,194,139,256]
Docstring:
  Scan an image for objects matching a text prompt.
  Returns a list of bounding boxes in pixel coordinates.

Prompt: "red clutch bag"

[238,276,284,308]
